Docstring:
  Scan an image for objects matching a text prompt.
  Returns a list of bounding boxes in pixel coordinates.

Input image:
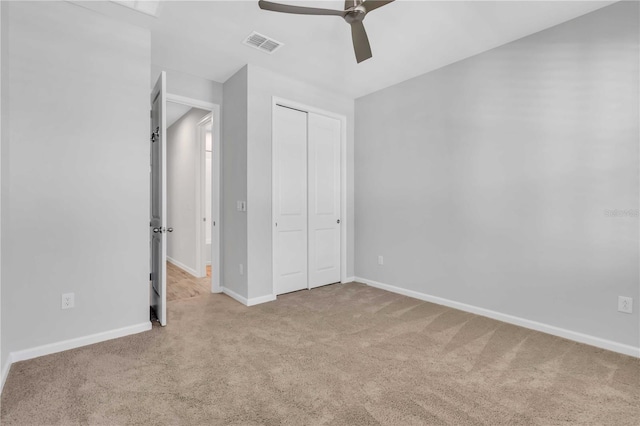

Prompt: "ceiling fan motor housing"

[344,8,366,24]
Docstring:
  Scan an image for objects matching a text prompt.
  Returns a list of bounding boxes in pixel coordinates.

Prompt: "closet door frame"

[271,97,348,295]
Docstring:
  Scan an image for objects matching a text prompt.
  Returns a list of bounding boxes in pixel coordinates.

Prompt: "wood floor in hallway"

[166,262,211,302]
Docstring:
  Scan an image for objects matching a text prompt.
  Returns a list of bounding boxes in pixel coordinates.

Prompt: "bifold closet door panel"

[273,105,309,295]
[308,112,341,289]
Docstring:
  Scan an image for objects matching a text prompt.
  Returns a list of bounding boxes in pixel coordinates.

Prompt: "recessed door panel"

[313,228,339,272]
[279,230,307,276]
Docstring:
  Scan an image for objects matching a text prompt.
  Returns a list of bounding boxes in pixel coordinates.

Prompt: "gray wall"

[166,107,210,273]
[151,65,223,106]
[1,0,151,372]
[222,66,249,298]
[355,2,639,348]
[246,65,355,299]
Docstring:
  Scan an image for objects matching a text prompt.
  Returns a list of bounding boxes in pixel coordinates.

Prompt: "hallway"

[166,262,211,301]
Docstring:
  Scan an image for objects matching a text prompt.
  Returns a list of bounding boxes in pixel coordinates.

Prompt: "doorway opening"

[165,103,211,301]
[149,77,221,325]
[166,94,220,300]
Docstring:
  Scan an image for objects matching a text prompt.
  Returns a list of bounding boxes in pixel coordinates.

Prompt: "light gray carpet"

[1,282,639,425]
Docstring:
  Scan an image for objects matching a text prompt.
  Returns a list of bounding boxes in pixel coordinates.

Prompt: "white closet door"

[273,105,308,295]
[308,112,341,289]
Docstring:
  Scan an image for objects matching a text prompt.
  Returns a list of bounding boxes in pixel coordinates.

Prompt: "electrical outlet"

[378,255,384,265]
[618,296,633,314]
[239,263,244,275]
[61,293,75,310]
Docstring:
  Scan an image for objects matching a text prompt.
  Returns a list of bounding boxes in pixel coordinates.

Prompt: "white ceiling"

[77,0,615,99]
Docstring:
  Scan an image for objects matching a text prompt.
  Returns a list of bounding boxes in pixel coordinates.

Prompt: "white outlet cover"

[61,292,75,310]
[618,296,633,314]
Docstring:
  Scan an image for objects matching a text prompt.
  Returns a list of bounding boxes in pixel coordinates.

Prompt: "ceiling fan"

[258,0,395,63]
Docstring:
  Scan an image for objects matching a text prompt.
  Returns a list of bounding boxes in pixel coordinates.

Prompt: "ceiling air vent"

[243,32,283,54]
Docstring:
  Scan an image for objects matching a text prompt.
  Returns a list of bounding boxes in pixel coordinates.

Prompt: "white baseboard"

[247,294,277,306]
[222,286,248,305]
[222,287,276,306]
[167,256,200,278]
[342,276,356,283]
[355,277,640,358]
[1,354,13,395]
[1,321,151,395]
[10,322,152,365]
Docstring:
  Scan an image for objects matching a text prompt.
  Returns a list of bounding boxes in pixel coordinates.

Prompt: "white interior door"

[308,112,341,288]
[273,105,308,295]
[150,71,167,326]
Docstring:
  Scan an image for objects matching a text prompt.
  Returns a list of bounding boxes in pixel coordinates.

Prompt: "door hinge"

[149,273,152,281]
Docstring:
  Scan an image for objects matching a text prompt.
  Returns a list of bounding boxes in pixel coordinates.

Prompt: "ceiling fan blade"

[362,0,395,13]
[350,21,372,63]
[259,0,345,17]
